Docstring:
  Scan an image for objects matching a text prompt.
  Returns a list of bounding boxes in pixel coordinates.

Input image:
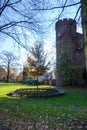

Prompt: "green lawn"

[0,83,87,130]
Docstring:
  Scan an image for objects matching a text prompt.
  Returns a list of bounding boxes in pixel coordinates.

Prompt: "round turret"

[56,18,76,37]
[56,18,86,86]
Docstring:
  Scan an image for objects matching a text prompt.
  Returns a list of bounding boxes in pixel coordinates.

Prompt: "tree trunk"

[7,63,10,83]
[81,0,87,81]
[36,74,39,92]
[81,0,87,45]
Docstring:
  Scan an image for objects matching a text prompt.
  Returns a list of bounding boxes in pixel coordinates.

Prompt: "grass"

[0,83,87,130]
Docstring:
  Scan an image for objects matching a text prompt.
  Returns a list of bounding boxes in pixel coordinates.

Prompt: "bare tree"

[0,0,44,48]
[0,51,20,82]
[1,0,86,47]
[1,0,83,47]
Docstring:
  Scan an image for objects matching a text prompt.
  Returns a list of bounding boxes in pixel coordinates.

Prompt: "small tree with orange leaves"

[24,41,50,90]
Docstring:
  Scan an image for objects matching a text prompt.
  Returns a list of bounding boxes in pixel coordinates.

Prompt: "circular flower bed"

[8,88,65,98]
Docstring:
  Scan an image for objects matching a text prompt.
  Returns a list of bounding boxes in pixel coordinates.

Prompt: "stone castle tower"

[56,18,86,86]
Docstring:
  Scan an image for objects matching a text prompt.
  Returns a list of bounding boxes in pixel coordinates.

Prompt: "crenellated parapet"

[56,18,76,37]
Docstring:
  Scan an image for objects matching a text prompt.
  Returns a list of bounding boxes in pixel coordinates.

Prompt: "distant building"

[0,66,18,82]
[17,72,23,81]
[44,71,56,86]
[0,67,6,80]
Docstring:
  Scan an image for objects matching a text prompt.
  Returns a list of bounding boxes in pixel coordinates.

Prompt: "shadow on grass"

[0,96,87,130]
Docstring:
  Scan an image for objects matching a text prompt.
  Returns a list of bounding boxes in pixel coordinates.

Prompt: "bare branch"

[0,0,10,16]
[74,5,81,20]
[0,21,33,31]
[34,2,80,11]
[57,0,67,20]
[1,30,30,50]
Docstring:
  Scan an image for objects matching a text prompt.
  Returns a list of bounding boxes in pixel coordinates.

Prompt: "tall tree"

[81,0,87,79]
[24,41,50,89]
[81,0,87,45]
[0,51,20,82]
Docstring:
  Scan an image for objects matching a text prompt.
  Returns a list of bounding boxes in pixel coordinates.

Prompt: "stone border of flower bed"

[7,88,65,98]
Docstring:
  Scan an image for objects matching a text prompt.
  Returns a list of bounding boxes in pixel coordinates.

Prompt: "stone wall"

[56,18,86,86]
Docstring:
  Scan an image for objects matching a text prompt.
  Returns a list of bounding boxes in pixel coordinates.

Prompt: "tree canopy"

[24,41,50,88]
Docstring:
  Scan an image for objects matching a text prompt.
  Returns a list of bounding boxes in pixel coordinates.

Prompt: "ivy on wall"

[57,51,77,86]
